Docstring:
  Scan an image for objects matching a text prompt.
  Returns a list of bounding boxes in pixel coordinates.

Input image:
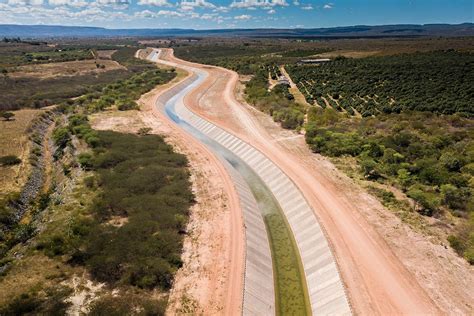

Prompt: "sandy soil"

[159,49,474,315]
[279,65,312,107]
[90,70,245,315]
[10,59,125,79]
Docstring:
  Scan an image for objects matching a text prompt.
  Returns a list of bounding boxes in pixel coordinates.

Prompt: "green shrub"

[78,153,93,169]
[0,155,21,166]
[360,156,381,180]
[117,101,138,111]
[448,235,465,254]
[1,111,15,121]
[52,127,70,149]
[407,186,440,216]
[441,184,469,211]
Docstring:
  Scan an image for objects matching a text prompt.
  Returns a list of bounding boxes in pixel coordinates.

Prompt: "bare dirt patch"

[315,50,380,58]
[10,59,125,79]
[89,110,144,133]
[96,50,117,59]
[279,65,311,107]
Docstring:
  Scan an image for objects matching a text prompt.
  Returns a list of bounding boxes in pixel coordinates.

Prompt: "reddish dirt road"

[137,64,245,315]
[156,49,474,315]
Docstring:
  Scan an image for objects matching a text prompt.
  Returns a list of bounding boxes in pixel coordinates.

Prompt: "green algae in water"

[236,160,311,316]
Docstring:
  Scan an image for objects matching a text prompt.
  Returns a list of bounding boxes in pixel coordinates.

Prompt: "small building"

[298,58,331,65]
[277,75,290,86]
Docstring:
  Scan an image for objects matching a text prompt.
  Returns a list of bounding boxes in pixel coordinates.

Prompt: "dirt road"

[152,49,474,315]
[108,62,246,314]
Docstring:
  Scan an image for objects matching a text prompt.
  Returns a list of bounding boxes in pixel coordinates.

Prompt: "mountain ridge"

[0,23,473,38]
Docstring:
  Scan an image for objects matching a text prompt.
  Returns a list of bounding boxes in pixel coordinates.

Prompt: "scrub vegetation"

[0,40,187,314]
[0,42,158,111]
[305,108,474,263]
[40,129,193,290]
[245,68,305,130]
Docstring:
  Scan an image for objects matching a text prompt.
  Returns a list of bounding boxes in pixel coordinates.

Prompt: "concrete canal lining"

[148,49,352,315]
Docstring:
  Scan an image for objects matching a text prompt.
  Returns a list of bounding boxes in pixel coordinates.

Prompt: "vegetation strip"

[1,45,186,314]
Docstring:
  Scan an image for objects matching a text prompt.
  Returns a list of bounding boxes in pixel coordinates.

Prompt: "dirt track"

[154,49,474,315]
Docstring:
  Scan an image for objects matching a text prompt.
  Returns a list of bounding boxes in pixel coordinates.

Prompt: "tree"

[1,112,14,121]
[360,155,381,180]
[363,142,384,158]
[440,151,464,172]
[1,68,7,80]
[382,148,404,164]
[0,155,21,166]
[397,168,412,188]
[441,184,469,211]
[407,186,440,216]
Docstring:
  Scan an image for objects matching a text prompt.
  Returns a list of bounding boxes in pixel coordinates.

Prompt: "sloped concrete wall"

[150,50,275,315]
[149,49,352,315]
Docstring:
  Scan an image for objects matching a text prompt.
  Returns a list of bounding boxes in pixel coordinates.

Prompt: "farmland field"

[286,51,474,116]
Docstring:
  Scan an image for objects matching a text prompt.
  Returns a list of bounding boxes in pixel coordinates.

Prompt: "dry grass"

[0,109,42,198]
[96,50,117,59]
[9,59,125,79]
[0,253,74,306]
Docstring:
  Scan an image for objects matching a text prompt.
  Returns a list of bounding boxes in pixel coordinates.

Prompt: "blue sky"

[0,0,472,29]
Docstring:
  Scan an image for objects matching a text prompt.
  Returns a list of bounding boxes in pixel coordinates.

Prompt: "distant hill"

[0,23,473,39]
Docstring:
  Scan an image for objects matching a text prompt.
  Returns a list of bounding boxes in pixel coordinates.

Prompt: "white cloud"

[157,9,184,17]
[8,0,43,5]
[234,14,251,20]
[179,0,215,11]
[137,0,171,6]
[301,4,312,10]
[134,9,155,17]
[323,3,333,9]
[213,6,229,12]
[95,0,129,6]
[200,12,217,19]
[48,0,88,7]
[230,0,288,9]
